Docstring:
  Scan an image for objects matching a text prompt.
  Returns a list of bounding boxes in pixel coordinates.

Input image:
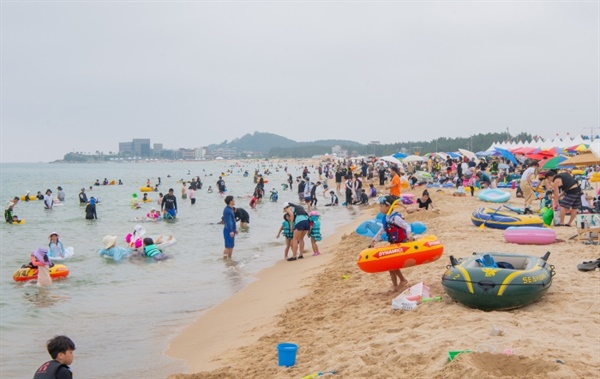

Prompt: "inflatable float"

[13,264,70,282]
[140,186,154,192]
[357,235,443,273]
[20,195,37,201]
[441,252,554,311]
[471,207,544,229]
[8,219,26,225]
[48,247,75,261]
[478,189,511,203]
[504,227,556,245]
[355,220,427,238]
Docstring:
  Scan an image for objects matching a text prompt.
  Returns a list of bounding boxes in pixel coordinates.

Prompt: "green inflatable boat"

[441,252,554,311]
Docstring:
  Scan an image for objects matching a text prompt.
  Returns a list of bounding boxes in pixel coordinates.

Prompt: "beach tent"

[591,140,600,158]
[558,153,600,167]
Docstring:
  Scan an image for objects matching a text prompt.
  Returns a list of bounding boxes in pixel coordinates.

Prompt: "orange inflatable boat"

[13,264,70,282]
[357,235,444,273]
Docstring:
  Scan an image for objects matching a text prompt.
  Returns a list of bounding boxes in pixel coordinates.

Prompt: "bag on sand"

[391,282,430,310]
[37,266,53,287]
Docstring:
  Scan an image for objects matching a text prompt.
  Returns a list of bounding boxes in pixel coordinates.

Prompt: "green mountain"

[208,132,363,153]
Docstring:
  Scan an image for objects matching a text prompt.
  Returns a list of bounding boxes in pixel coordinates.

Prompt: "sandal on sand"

[287,257,297,261]
[298,255,304,259]
[577,259,600,272]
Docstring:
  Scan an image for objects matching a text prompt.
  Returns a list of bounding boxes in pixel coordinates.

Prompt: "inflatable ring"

[13,264,70,282]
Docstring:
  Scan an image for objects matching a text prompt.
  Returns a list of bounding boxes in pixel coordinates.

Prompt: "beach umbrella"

[446,152,461,159]
[494,148,519,165]
[458,148,477,162]
[392,152,408,159]
[558,153,600,167]
[541,155,568,170]
[379,156,402,165]
[404,155,426,163]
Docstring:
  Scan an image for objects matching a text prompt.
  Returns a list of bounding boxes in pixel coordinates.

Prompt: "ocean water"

[0,161,358,378]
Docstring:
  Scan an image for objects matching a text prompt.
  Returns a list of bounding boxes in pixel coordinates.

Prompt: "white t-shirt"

[521,167,537,184]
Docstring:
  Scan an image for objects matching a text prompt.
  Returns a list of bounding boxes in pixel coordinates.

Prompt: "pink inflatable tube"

[503,226,556,245]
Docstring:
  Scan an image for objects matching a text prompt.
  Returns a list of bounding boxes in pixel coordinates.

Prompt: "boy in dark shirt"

[33,335,75,379]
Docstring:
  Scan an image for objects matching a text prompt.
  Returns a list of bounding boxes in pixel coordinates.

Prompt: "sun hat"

[48,232,59,238]
[309,211,319,217]
[283,202,291,208]
[102,235,117,249]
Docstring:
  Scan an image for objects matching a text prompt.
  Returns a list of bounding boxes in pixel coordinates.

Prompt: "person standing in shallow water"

[222,196,237,259]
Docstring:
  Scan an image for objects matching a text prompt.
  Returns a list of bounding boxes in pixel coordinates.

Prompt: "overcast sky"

[1,1,598,162]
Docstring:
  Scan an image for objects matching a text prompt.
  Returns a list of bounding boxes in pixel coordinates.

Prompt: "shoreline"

[166,203,376,372]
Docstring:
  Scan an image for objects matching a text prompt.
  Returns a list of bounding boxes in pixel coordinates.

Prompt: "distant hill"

[208,132,363,153]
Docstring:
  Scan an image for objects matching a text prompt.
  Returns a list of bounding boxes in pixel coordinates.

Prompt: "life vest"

[309,216,322,241]
[144,244,161,257]
[33,360,71,379]
[382,212,407,244]
[282,220,292,238]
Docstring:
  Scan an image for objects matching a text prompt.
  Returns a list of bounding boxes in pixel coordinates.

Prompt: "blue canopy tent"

[392,152,408,159]
[494,147,519,165]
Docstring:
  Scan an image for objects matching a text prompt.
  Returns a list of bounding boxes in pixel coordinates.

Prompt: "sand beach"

[167,185,600,379]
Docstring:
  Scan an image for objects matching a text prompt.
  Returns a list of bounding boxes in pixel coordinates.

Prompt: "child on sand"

[369,195,414,292]
[413,190,437,212]
[276,213,293,260]
[309,211,322,256]
[33,335,75,379]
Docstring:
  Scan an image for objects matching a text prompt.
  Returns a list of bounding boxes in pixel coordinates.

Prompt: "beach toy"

[411,221,427,235]
[301,370,337,378]
[357,235,443,273]
[503,226,556,245]
[448,350,472,361]
[478,188,511,203]
[277,342,298,367]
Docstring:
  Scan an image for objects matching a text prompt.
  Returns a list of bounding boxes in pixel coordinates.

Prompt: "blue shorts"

[166,208,176,218]
[294,220,311,231]
[153,253,168,261]
[223,229,235,248]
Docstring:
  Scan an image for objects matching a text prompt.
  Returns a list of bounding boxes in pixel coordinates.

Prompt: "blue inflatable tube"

[355,219,427,238]
[478,188,511,203]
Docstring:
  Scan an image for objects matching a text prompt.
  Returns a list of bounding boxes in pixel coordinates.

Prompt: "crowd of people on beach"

[7,150,600,377]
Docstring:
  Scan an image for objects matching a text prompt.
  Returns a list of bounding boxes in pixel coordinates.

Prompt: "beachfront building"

[119,138,152,157]
[210,147,237,159]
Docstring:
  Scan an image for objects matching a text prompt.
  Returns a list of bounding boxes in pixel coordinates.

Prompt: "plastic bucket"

[277,343,298,367]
